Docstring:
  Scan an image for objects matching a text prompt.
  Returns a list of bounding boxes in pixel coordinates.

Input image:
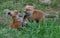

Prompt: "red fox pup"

[24,5,56,23]
[5,9,27,29]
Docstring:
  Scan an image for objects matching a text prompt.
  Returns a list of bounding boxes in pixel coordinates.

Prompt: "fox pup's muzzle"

[8,12,12,16]
[24,12,30,16]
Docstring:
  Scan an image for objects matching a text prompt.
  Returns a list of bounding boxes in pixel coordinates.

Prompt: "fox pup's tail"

[45,14,56,18]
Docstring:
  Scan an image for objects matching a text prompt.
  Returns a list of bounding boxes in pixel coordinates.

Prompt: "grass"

[0,0,60,38]
[0,18,60,38]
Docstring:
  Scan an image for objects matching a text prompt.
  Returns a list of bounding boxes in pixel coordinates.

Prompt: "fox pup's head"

[4,9,23,21]
[24,5,34,16]
[7,10,21,17]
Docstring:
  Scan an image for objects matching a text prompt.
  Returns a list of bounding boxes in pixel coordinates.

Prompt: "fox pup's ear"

[4,9,11,13]
[25,5,34,9]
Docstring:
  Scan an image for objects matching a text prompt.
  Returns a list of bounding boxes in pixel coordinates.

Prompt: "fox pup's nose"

[8,12,12,16]
[8,12,10,15]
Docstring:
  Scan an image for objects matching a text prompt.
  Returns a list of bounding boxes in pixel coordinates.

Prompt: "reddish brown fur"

[30,9,45,21]
[8,10,23,29]
[10,16,21,28]
[24,5,56,22]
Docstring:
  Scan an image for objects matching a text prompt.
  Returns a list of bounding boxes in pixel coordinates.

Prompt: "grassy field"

[0,0,60,38]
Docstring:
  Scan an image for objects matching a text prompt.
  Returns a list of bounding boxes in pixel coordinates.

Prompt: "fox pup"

[4,9,27,29]
[24,5,56,23]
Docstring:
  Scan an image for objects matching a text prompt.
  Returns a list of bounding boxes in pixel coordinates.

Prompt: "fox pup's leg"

[17,27,23,31]
[31,20,34,23]
[35,19,39,23]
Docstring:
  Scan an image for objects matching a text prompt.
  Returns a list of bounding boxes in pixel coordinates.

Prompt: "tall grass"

[0,0,60,38]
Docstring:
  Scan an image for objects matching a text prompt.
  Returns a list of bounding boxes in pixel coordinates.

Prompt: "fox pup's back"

[24,5,56,23]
